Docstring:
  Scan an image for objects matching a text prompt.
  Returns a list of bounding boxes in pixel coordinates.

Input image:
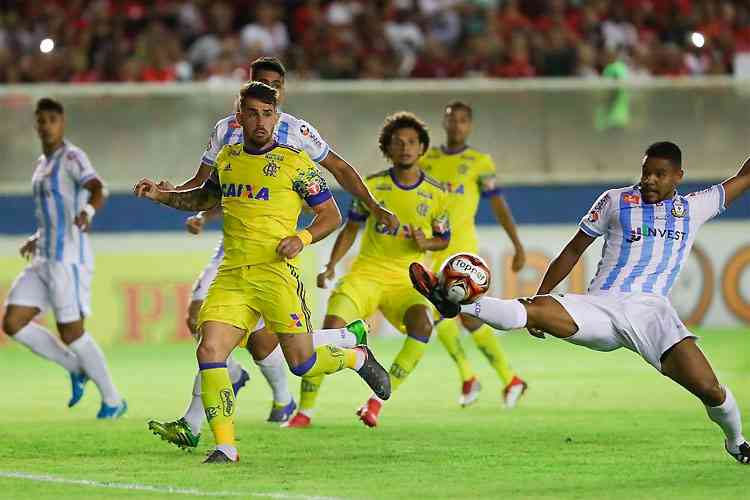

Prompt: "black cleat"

[355,346,391,400]
[726,441,750,464]
[409,262,460,318]
[203,449,237,464]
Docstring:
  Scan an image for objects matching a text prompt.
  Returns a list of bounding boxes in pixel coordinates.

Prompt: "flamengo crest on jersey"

[201,112,330,167]
[31,141,100,266]
[579,184,726,297]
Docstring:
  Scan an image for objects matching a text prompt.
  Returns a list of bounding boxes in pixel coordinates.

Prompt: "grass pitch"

[0,328,748,499]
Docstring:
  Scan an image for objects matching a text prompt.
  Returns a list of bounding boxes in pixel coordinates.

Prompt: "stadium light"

[39,38,55,53]
[691,32,705,48]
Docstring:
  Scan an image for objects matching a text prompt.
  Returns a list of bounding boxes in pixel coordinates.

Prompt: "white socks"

[255,345,292,405]
[68,332,121,406]
[227,356,244,382]
[460,297,528,331]
[184,355,246,434]
[312,327,357,349]
[13,323,82,373]
[706,386,746,451]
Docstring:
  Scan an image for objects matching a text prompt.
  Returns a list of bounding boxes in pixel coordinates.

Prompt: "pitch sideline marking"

[0,471,341,500]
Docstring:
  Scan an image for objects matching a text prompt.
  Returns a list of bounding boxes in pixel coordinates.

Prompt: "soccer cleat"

[232,369,250,396]
[203,449,238,464]
[268,398,297,423]
[503,376,528,409]
[356,397,382,428]
[67,371,89,408]
[97,399,128,419]
[148,417,200,450]
[346,319,369,345]
[281,412,311,428]
[459,377,482,407]
[726,441,750,464]
[409,262,460,318]
[354,346,391,400]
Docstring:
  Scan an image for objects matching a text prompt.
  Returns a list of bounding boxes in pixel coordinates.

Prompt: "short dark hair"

[239,81,279,108]
[445,100,472,119]
[249,57,286,80]
[36,97,64,115]
[645,141,682,167]
[379,111,430,157]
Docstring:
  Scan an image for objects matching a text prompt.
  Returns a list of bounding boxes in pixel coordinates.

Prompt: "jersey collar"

[440,144,470,155]
[243,140,278,155]
[389,167,425,191]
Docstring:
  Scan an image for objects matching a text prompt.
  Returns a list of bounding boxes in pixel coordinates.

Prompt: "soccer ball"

[438,253,491,305]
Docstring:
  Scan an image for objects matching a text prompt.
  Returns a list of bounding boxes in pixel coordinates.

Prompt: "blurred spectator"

[240,3,289,57]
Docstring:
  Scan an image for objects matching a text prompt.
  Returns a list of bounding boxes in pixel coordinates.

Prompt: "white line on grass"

[0,471,342,500]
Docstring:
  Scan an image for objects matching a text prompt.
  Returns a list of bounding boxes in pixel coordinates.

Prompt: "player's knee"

[697,379,724,407]
[2,314,26,336]
[196,339,223,363]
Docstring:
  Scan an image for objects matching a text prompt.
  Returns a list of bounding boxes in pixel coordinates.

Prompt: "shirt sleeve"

[292,153,332,207]
[579,190,614,238]
[295,118,330,163]
[478,154,501,198]
[65,149,99,186]
[686,184,726,225]
[431,191,451,240]
[347,197,370,223]
[201,119,230,167]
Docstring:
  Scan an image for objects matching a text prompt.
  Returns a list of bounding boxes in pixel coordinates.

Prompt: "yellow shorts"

[327,271,432,334]
[197,261,312,345]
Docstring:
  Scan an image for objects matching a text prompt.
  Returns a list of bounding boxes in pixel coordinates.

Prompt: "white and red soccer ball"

[438,253,491,305]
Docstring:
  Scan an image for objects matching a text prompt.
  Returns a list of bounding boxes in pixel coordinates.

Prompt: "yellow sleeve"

[478,154,501,198]
[431,189,451,239]
[291,151,332,207]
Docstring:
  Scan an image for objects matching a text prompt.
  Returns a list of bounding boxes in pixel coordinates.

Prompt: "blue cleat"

[97,400,128,419]
[232,369,250,396]
[268,398,297,423]
[68,371,89,408]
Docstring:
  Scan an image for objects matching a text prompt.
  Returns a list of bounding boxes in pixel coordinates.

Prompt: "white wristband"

[83,204,96,220]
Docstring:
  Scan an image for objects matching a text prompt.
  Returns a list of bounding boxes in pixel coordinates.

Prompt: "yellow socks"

[436,319,475,382]
[389,336,428,392]
[299,374,324,413]
[199,363,235,447]
[472,324,515,385]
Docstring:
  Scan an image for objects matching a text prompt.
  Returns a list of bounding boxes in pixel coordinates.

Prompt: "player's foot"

[726,441,750,464]
[232,369,250,396]
[459,377,482,407]
[97,399,128,419]
[503,376,528,409]
[356,397,382,428]
[148,417,200,449]
[268,399,297,423]
[346,319,368,345]
[203,449,238,464]
[354,346,391,400]
[67,371,89,408]
[409,262,460,318]
[281,412,311,428]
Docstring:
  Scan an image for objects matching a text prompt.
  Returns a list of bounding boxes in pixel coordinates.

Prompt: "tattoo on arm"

[162,183,220,211]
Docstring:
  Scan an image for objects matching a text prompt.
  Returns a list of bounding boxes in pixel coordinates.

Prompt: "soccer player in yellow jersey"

[418,101,528,409]
[284,112,450,428]
[134,82,390,463]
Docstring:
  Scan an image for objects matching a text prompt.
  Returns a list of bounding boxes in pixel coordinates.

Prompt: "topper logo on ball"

[451,258,489,286]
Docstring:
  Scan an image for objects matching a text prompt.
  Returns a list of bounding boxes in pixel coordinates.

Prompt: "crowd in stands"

[0,0,747,83]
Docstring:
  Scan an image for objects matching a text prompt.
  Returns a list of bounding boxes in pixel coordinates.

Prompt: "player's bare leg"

[358,305,432,428]
[660,338,749,464]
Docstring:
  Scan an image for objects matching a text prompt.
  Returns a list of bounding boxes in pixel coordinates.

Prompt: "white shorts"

[550,292,695,371]
[191,256,221,302]
[5,259,92,324]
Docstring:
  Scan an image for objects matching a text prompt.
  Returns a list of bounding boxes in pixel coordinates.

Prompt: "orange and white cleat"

[459,377,482,407]
[503,376,528,409]
[356,397,382,428]
[280,412,311,428]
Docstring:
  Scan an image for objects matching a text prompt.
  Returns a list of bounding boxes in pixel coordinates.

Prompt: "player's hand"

[277,236,304,259]
[186,214,205,235]
[373,204,399,233]
[74,211,91,232]
[19,236,37,260]
[133,178,165,202]
[410,225,429,251]
[317,263,336,289]
[511,246,526,273]
[157,179,175,190]
[526,326,546,339]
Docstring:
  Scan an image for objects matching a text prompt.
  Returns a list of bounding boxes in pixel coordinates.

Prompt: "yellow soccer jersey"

[212,142,332,269]
[419,145,501,256]
[347,168,450,280]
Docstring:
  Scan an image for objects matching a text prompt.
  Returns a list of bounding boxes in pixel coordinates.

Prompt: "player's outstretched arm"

[489,194,526,272]
[536,230,595,295]
[319,151,399,232]
[185,206,223,235]
[721,157,750,207]
[173,163,214,191]
[277,198,342,260]
[317,220,361,288]
[133,178,220,212]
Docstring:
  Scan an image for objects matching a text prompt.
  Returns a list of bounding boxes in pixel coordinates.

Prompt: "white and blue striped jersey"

[200,111,331,261]
[31,141,100,267]
[579,184,726,297]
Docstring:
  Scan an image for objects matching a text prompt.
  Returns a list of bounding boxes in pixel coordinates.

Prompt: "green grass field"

[1,328,748,500]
